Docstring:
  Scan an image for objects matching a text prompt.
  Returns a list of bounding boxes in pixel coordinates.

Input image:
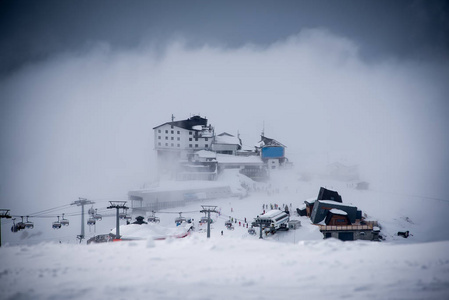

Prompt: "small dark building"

[310,200,358,224]
[304,199,317,217]
[296,207,307,216]
[317,187,342,203]
[132,216,148,225]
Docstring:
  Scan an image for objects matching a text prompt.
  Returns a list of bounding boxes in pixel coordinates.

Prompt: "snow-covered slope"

[1,168,449,299]
[1,237,448,300]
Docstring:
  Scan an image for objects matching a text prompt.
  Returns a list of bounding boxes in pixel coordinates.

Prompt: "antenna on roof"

[171,114,175,122]
[262,121,265,137]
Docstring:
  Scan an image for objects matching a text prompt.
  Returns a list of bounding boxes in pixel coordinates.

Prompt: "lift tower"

[0,209,12,247]
[71,198,95,243]
[107,201,128,239]
[200,205,218,238]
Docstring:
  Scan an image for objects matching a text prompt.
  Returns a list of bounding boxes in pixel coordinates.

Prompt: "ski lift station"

[129,181,233,214]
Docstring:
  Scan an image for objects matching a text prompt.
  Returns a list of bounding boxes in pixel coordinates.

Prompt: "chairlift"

[11,218,19,232]
[93,209,102,221]
[119,208,127,220]
[147,211,160,223]
[60,213,69,226]
[16,216,26,231]
[52,216,62,229]
[175,212,186,225]
[24,216,34,229]
[88,206,95,215]
[87,217,96,226]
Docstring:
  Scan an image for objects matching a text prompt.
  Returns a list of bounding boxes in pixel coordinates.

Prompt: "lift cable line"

[107,201,128,240]
[28,204,73,216]
[200,205,218,238]
[0,209,12,247]
[71,198,95,243]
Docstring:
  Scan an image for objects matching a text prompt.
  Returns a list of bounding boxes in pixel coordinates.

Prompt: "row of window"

[157,128,194,135]
[157,142,209,148]
[157,136,208,142]
[158,129,182,134]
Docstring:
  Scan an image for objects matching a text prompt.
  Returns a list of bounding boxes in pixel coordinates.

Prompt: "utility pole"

[0,209,12,247]
[200,205,218,238]
[71,198,95,243]
[107,201,128,239]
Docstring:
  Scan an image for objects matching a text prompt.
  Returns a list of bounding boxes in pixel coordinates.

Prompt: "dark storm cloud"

[1,0,448,75]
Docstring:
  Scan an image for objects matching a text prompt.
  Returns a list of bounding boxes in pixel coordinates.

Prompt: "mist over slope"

[1,29,448,217]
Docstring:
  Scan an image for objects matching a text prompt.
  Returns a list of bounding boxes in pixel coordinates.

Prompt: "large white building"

[153,115,287,181]
[153,115,214,174]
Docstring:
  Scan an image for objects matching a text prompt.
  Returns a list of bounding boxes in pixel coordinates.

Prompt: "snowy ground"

[1,169,449,299]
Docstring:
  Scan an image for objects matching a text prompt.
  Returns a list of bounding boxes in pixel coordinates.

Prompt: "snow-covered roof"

[195,150,217,159]
[318,200,356,208]
[330,209,348,215]
[215,153,263,165]
[214,133,241,145]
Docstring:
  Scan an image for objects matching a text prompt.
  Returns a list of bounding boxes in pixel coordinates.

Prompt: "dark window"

[165,137,168,140]
[171,125,173,129]
[205,138,208,141]
[171,130,174,134]
[195,138,198,141]
[189,131,192,135]
[177,131,180,134]
[177,144,180,147]
[205,144,208,148]
[171,137,174,140]
[158,142,161,146]
[158,130,161,133]
[158,136,161,139]
[189,138,192,141]
[165,143,168,146]
[165,130,168,133]
[195,144,198,148]
[189,144,192,148]
[171,143,174,147]
[177,137,180,141]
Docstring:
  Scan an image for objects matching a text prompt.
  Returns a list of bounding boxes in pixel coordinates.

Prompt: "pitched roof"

[259,135,286,147]
[214,132,241,145]
[153,115,208,130]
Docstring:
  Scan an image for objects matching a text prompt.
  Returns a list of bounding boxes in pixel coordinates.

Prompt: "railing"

[318,221,378,231]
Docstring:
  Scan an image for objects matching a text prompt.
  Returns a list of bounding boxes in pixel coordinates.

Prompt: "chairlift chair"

[93,209,102,221]
[147,211,160,223]
[16,216,26,231]
[11,218,19,232]
[147,216,160,223]
[24,216,34,229]
[87,217,96,226]
[119,208,127,220]
[60,213,69,226]
[52,216,62,229]
[88,206,95,215]
[175,212,186,225]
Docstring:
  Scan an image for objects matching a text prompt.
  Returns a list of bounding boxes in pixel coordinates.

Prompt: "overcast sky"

[1,0,448,213]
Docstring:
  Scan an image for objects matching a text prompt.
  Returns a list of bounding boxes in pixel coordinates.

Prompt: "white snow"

[1,169,449,299]
[329,208,348,215]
